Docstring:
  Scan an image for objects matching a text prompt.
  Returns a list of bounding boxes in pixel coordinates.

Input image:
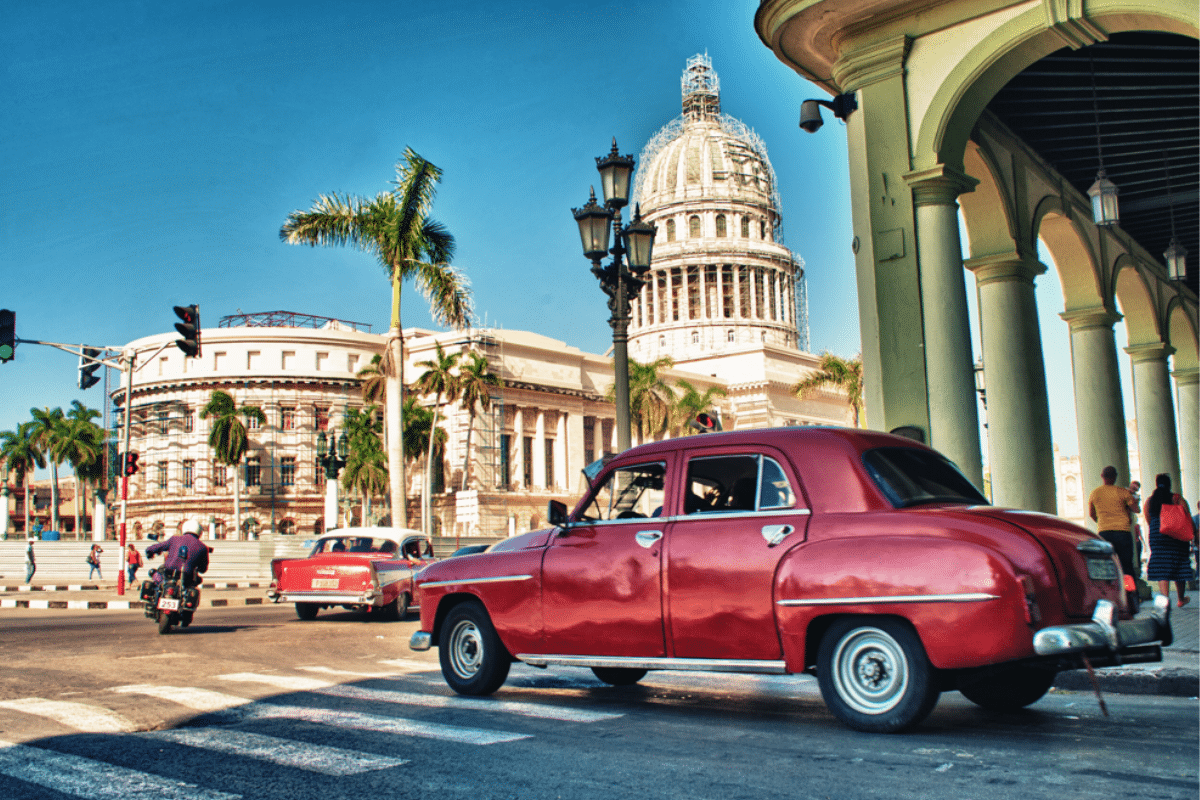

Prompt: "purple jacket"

[146,533,209,577]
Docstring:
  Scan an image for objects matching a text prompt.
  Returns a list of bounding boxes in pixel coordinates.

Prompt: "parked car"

[410,427,1173,732]
[268,527,434,621]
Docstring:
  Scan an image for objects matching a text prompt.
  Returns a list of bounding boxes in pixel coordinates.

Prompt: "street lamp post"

[572,139,657,453]
[316,428,348,531]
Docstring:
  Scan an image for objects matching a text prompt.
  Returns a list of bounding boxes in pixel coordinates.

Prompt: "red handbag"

[1159,503,1195,542]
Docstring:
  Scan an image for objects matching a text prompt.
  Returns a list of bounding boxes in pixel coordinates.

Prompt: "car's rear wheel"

[817,617,939,733]
[439,601,510,696]
[591,667,647,686]
[295,602,319,621]
[381,593,409,621]
[957,664,1056,711]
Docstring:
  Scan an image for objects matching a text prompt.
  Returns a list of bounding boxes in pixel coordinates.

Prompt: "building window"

[741,216,750,238]
[212,464,227,488]
[544,439,554,489]
[666,218,676,242]
[727,330,736,343]
[499,433,511,489]
[156,462,168,491]
[761,219,768,239]
[247,351,260,370]
[248,414,260,430]
[280,407,296,430]
[182,460,194,490]
[183,408,194,433]
[280,457,295,487]
[523,437,534,489]
[715,214,726,237]
[691,330,700,345]
[245,457,261,488]
[157,407,170,436]
[278,519,295,536]
[689,215,701,238]
[281,351,295,369]
[314,406,329,431]
[316,352,329,370]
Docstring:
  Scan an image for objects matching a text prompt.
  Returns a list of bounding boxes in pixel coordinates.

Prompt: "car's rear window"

[862,447,988,508]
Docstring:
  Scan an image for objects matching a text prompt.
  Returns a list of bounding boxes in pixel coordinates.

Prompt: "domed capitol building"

[1,56,853,544]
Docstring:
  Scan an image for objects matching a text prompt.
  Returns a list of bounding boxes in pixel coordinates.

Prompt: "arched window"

[691,330,700,345]
[659,335,667,348]
[741,216,750,238]
[727,330,736,343]
[666,218,676,242]
[715,214,726,237]
[689,215,701,238]
[760,219,768,239]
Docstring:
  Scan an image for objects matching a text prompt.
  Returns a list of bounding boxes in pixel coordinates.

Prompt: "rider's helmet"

[181,518,201,537]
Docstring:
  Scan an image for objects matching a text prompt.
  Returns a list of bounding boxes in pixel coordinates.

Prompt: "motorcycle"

[140,545,201,634]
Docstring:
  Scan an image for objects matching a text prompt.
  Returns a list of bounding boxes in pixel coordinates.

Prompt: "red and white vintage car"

[410,428,1173,732]
[268,527,435,621]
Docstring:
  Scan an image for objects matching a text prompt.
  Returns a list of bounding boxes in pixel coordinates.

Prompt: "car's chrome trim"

[777,592,999,606]
[418,574,533,589]
[277,591,382,605]
[666,507,811,523]
[1033,594,1172,655]
[516,654,788,674]
[409,631,432,651]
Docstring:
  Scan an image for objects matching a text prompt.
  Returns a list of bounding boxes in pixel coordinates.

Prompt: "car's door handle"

[762,524,794,547]
[635,530,663,548]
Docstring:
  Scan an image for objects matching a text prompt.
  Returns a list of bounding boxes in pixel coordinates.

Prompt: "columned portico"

[1127,344,1182,492]
[1061,307,1131,491]
[967,253,1056,512]
[1175,368,1199,503]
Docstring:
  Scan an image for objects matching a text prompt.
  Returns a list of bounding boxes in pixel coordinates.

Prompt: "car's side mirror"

[548,500,571,531]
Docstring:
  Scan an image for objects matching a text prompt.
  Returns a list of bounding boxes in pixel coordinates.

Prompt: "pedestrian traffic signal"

[173,304,201,357]
[0,309,15,363]
[123,451,140,475]
[78,347,102,390]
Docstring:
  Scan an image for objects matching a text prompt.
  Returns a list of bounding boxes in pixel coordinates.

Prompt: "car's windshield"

[862,447,988,508]
[579,462,667,522]
[310,537,401,555]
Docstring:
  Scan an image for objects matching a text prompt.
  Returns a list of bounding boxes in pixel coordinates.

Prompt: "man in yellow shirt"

[1088,465,1137,581]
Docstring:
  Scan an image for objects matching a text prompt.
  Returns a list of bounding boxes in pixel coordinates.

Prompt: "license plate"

[1087,560,1118,581]
[157,597,180,611]
[311,578,339,589]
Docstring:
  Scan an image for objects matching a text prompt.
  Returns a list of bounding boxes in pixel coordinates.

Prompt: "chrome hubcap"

[448,619,483,679]
[832,627,909,714]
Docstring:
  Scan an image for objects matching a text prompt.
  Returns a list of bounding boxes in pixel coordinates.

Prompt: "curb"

[1054,667,1199,698]
[0,582,266,592]
[0,597,268,610]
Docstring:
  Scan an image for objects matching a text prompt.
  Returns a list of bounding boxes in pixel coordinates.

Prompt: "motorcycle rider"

[146,517,210,587]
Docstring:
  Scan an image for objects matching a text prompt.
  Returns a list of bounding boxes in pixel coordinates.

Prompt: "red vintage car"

[268,527,435,621]
[410,428,1173,732]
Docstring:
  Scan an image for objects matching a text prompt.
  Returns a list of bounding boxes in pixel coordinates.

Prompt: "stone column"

[512,407,524,490]
[1061,307,1131,490]
[1174,367,1199,503]
[1127,343,1181,492]
[92,488,108,542]
[0,485,9,539]
[566,411,585,493]
[904,166,984,488]
[554,412,567,490]
[533,411,546,489]
[966,254,1056,512]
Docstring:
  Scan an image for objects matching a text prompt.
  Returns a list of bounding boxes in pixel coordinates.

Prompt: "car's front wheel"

[817,617,939,733]
[592,667,647,686]
[439,601,510,696]
[957,664,1056,711]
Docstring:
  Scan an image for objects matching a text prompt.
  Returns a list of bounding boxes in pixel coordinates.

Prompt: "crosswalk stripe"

[298,666,404,679]
[376,658,437,672]
[111,685,249,712]
[0,740,240,799]
[218,672,331,691]
[0,698,135,733]
[141,728,408,775]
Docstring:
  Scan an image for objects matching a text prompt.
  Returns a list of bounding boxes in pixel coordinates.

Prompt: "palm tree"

[792,352,864,427]
[402,397,444,491]
[414,342,461,536]
[672,380,727,436]
[608,357,675,444]
[281,148,474,528]
[357,354,387,407]
[0,422,45,536]
[200,390,266,538]
[55,402,105,537]
[341,406,388,525]
[28,407,66,532]
[457,350,502,490]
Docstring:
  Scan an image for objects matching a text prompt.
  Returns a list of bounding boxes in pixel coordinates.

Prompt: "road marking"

[376,658,437,672]
[141,728,408,775]
[0,698,135,733]
[0,740,240,799]
[111,685,249,713]
[218,673,332,691]
[298,666,404,679]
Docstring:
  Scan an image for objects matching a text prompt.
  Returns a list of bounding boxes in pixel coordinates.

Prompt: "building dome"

[630,54,808,363]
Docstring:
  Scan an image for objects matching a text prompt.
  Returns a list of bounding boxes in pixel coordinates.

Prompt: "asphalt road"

[0,605,1196,800]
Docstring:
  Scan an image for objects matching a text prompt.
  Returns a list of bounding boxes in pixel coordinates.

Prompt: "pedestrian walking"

[86,543,104,581]
[126,543,142,585]
[24,539,35,584]
[1088,465,1137,578]
[1145,473,1196,608]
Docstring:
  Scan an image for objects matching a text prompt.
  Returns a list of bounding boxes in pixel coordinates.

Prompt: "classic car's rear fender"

[775,536,1032,672]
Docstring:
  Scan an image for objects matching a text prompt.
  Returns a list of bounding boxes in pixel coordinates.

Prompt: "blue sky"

[2,0,1120,482]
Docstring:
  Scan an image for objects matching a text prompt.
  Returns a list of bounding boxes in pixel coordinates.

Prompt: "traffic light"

[173,304,201,357]
[689,411,722,433]
[78,347,102,390]
[123,451,140,476]
[0,309,15,363]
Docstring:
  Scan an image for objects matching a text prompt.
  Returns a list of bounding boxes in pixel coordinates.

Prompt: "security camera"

[799,100,824,133]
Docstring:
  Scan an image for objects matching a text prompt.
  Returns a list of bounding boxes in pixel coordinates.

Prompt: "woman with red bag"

[1145,473,1196,607]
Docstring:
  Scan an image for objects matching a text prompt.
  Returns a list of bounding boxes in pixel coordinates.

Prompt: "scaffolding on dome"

[794,255,811,353]
[218,311,372,332]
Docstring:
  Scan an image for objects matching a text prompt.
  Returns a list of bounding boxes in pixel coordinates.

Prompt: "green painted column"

[1126,343,1181,493]
[835,37,931,440]
[967,254,1056,512]
[1060,307,1131,493]
[904,166,983,487]
[1174,368,1199,503]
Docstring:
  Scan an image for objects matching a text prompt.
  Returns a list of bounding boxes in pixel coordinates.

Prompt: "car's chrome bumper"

[1033,595,1172,657]
[271,590,383,605]
[410,631,432,651]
